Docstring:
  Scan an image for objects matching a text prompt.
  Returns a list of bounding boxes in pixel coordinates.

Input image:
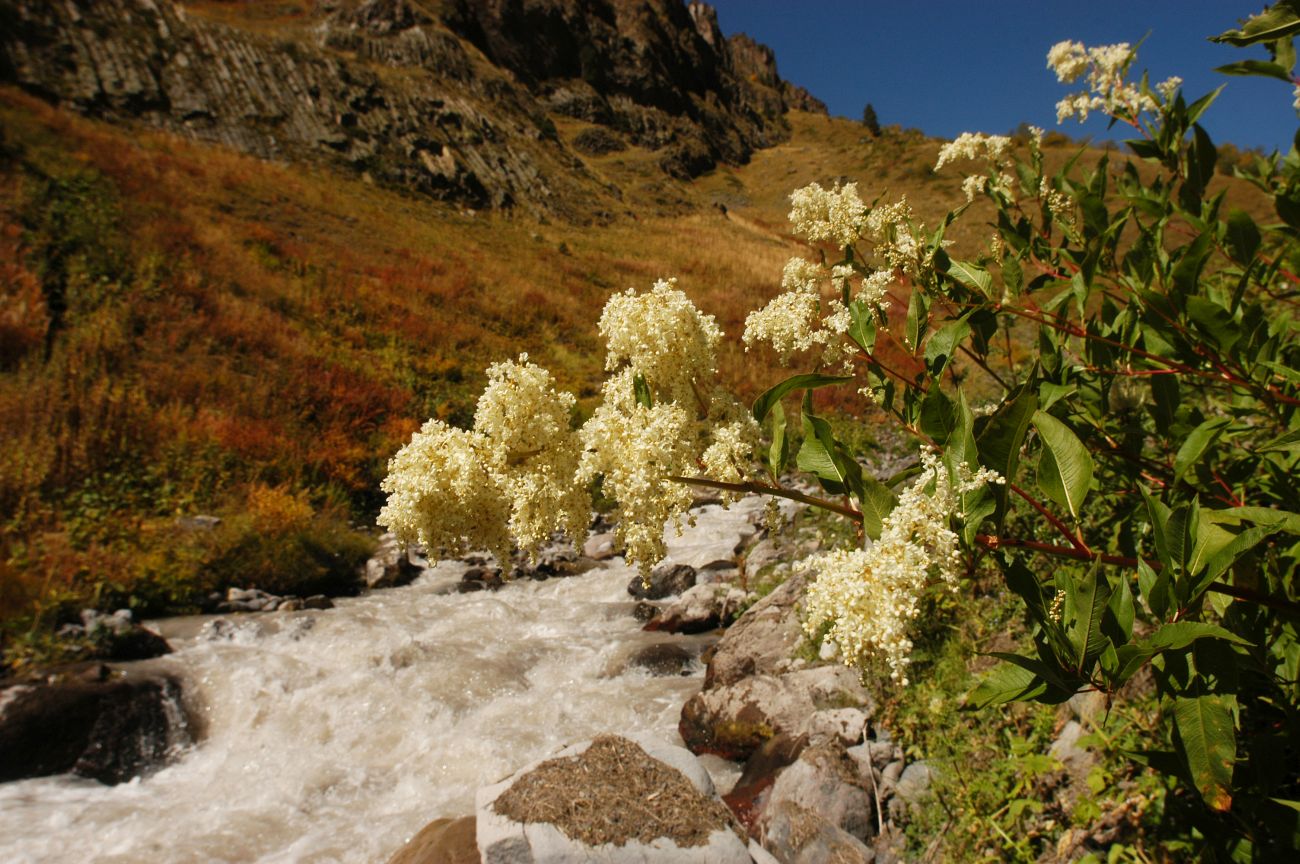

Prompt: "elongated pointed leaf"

[1213,5,1300,46]
[1144,621,1252,651]
[1257,428,1300,455]
[768,401,789,474]
[1064,562,1111,671]
[1214,59,1294,82]
[752,373,852,423]
[1033,411,1093,520]
[978,390,1038,523]
[924,318,971,375]
[966,661,1047,708]
[1174,695,1236,812]
[1173,418,1230,485]
[946,259,994,296]
[857,473,898,541]
[797,412,847,489]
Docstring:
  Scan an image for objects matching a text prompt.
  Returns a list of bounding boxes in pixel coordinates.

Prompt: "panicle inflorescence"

[802,451,1002,684]
[1047,40,1165,124]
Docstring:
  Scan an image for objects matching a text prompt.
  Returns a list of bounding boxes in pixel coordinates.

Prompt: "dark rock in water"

[302,595,335,610]
[627,562,696,600]
[461,567,503,591]
[385,814,478,864]
[632,600,660,623]
[0,670,191,784]
[626,642,695,676]
[645,584,749,634]
[455,580,486,594]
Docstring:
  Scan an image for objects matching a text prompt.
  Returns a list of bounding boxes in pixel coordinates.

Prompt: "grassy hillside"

[0,84,1271,668]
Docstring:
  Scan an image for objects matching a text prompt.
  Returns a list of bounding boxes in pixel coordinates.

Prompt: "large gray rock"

[704,571,807,689]
[628,563,696,600]
[760,801,876,864]
[645,584,750,634]
[475,734,750,863]
[759,743,874,843]
[680,666,874,761]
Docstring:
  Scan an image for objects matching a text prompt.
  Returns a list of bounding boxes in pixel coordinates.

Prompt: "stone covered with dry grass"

[491,735,741,848]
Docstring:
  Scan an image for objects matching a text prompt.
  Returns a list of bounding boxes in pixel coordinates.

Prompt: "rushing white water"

[0,535,740,864]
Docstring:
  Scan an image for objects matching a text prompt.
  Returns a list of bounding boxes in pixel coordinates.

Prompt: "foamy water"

[0,553,720,863]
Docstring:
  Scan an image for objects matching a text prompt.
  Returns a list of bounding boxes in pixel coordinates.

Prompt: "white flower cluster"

[381,280,760,578]
[802,452,1002,684]
[933,132,1011,172]
[379,356,589,565]
[788,181,867,248]
[1047,40,1163,123]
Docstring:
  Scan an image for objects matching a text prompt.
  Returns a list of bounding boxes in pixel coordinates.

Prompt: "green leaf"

[1142,489,1172,571]
[1204,505,1300,534]
[752,373,852,423]
[847,300,877,353]
[1112,644,1157,684]
[1200,525,1277,588]
[1173,694,1236,812]
[633,373,653,409]
[905,289,928,353]
[946,259,994,296]
[978,390,1038,523]
[924,318,971,375]
[1063,562,1111,670]
[857,474,898,541]
[768,401,789,474]
[1213,4,1300,46]
[1257,428,1300,455]
[1225,209,1262,263]
[1172,418,1230,485]
[797,412,847,489]
[1144,621,1251,651]
[1032,411,1093,520]
[918,387,957,443]
[966,661,1047,708]
[1171,231,1215,300]
[1038,382,1075,413]
[1106,574,1135,643]
[1213,59,1294,82]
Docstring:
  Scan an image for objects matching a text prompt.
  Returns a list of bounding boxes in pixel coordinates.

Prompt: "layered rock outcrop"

[0,0,825,218]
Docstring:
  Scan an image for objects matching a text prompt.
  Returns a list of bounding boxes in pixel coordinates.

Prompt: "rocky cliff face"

[0,0,825,218]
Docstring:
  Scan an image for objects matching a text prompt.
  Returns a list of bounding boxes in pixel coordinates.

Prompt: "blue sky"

[707,1,1296,153]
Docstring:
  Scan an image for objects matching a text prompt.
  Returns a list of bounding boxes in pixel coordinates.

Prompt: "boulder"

[476,734,751,863]
[583,532,617,561]
[623,643,696,677]
[704,571,806,689]
[645,584,750,634]
[627,563,696,600]
[758,743,874,843]
[0,668,191,784]
[680,666,874,761]
[386,815,478,864]
[365,533,423,589]
[760,801,875,864]
[887,761,935,822]
[722,733,809,832]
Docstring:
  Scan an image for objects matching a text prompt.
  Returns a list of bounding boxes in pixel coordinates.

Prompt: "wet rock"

[302,595,334,610]
[582,532,617,561]
[722,733,808,832]
[627,562,696,600]
[0,670,191,784]
[624,642,695,676]
[645,584,749,634]
[365,533,423,590]
[680,666,874,761]
[704,570,806,689]
[761,801,876,864]
[759,743,874,843]
[475,733,749,863]
[386,815,478,864]
[461,567,504,592]
[631,601,660,623]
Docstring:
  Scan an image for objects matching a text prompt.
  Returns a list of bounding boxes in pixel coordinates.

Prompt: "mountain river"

[0,499,770,863]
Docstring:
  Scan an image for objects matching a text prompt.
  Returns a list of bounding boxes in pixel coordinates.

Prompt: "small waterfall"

[0,517,751,864]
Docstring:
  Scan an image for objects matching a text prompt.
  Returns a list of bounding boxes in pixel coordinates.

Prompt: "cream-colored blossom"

[1157,76,1182,101]
[1049,40,1158,123]
[962,174,987,202]
[859,268,895,306]
[781,256,826,294]
[598,277,720,406]
[475,355,589,554]
[934,132,1011,172]
[789,181,866,248]
[802,452,1002,683]
[378,420,514,565]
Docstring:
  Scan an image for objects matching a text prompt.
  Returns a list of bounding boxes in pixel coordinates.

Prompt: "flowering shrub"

[384,7,1300,855]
